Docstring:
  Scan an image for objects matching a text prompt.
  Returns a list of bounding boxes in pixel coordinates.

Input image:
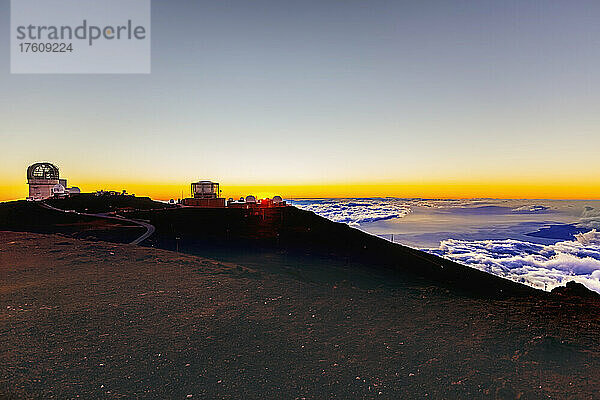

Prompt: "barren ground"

[1,231,599,399]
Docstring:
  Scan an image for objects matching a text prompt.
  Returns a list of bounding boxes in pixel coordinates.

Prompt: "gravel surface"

[1,231,599,399]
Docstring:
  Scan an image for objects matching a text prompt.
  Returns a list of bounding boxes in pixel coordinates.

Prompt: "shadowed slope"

[1,231,599,399]
[132,206,538,298]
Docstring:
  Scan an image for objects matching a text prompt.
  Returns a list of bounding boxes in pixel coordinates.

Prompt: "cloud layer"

[290,199,412,225]
[429,230,600,293]
[578,206,600,230]
[291,198,600,293]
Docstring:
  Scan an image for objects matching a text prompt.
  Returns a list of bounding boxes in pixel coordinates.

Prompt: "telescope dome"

[52,184,65,194]
[27,162,59,180]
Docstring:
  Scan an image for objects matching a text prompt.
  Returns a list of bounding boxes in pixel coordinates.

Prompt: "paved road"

[38,202,155,245]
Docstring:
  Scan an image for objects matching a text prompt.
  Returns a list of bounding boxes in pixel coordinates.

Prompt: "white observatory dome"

[52,184,65,194]
[273,196,283,203]
[245,195,257,203]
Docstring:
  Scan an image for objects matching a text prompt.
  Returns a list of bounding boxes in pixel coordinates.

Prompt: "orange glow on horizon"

[2,178,600,202]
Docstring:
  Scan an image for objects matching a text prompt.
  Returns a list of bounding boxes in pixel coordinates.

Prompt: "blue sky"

[1,0,600,199]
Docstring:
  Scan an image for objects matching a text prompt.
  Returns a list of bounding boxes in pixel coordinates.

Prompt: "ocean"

[289,198,600,294]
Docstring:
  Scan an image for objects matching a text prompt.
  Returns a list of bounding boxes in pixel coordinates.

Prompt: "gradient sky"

[1,0,600,200]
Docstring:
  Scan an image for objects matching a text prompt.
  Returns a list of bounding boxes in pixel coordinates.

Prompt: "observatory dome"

[52,184,65,194]
[245,195,257,203]
[27,162,59,181]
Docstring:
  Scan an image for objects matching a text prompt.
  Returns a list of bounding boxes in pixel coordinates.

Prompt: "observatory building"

[27,162,80,200]
[227,195,286,209]
[180,179,286,209]
[182,180,226,207]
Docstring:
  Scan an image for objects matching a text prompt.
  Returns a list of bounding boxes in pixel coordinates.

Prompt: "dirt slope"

[1,232,599,399]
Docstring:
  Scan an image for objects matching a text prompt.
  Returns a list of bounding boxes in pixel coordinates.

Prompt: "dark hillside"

[45,193,172,213]
[1,231,599,399]
[1,198,588,298]
[130,206,537,298]
[0,201,145,243]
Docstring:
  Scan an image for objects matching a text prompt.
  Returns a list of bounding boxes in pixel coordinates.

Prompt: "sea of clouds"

[579,206,600,230]
[290,198,553,225]
[291,198,600,293]
[290,198,413,225]
[429,230,600,293]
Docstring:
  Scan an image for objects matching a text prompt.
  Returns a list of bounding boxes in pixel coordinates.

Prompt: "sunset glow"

[2,1,599,201]
[2,178,599,203]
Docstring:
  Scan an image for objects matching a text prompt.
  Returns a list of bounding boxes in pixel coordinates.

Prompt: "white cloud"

[430,230,600,293]
[290,198,412,225]
[574,229,600,245]
[512,204,550,213]
[577,207,600,230]
[291,198,600,294]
